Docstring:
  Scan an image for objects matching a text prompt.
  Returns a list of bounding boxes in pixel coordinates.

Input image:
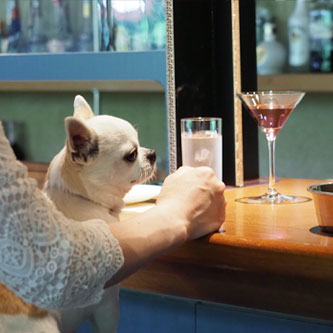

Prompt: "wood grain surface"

[122,178,333,321]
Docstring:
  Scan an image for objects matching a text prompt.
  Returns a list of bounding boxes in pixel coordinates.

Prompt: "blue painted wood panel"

[0,51,166,88]
[77,290,196,333]
[77,291,333,333]
[196,302,333,333]
[117,289,196,333]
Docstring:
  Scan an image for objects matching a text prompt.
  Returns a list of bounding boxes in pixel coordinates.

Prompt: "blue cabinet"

[118,290,195,333]
[196,302,333,333]
[78,289,333,333]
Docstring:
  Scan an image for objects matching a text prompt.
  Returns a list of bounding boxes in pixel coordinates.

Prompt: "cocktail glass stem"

[267,138,277,196]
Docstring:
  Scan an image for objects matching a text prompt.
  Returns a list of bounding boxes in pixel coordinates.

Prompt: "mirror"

[166,0,259,186]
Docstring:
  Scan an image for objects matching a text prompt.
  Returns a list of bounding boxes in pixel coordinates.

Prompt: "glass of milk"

[181,117,222,181]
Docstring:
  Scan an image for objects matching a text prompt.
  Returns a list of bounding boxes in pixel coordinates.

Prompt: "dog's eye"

[124,149,138,162]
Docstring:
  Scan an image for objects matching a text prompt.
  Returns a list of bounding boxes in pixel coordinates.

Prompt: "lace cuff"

[0,122,124,309]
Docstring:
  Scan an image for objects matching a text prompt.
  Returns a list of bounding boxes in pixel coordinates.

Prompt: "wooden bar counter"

[120,178,333,322]
[25,163,333,322]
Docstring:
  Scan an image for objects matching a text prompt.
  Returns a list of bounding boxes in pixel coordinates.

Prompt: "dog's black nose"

[147,150,156,164]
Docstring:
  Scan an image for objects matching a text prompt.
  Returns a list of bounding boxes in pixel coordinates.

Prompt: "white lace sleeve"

[0,122,124,310]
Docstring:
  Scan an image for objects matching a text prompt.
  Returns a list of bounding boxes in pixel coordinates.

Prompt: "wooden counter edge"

[123,237,333,322]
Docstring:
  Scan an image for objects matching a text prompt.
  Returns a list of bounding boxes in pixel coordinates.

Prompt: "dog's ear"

[65,117,99,164]
[73,95,95,120]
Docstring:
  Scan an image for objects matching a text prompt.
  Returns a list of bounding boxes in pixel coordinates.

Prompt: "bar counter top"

[120,178,333,321]
[25,163,333,321]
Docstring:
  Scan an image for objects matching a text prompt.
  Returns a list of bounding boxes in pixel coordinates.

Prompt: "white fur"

[43,95,156,333]
[48,148,67,191]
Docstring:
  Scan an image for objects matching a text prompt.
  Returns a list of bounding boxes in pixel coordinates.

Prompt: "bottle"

[288,0,310,72]
[257,20,287,75]
[6,0,22,53]
[47,0,73,53]
[98,0,112,51]
[256,6,272,45]
[112,0,143,51]
[0,21,4,53]
[151,20,166,50]
[149,0,166,49]
[309,0,333,72]
[113,23,131,51]
[75,0,93,52]
[26,0,47,53]
[131,14,149,51]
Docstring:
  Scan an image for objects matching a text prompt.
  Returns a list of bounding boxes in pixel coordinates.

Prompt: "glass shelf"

[256,0,333,76]
[258,73,333,92]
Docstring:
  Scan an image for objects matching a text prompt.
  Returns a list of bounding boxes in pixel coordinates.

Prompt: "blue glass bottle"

[26,0,47,53]
[6,0,22,53]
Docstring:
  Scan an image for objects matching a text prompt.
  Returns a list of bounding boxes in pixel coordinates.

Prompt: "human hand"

[156,166,226,240]
[107,166,225,285]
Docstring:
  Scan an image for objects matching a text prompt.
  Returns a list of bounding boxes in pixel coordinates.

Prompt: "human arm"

[0,122,124,310]
[0,121,226,308]
[106,166,226,286]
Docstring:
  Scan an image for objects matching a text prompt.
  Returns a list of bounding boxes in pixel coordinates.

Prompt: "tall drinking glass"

[181,117,222,181]
[237,91,310,204]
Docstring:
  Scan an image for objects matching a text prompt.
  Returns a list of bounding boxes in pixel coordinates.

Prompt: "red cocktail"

[237,91,310,204]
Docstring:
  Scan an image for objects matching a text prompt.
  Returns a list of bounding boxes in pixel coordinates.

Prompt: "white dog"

[44,95,156,332]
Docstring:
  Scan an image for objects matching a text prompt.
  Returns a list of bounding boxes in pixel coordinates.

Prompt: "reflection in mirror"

[0,0,169,184]
[166,0,258,186]
[0,0,166,54]
[0,90,169,183]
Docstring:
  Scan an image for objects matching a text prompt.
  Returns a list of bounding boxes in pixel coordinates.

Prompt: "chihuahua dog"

[43,95,156,332]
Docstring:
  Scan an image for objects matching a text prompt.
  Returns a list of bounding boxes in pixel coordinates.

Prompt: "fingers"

[175,166,226,200]
[174,166,193,176]
[177,166,223,182]
[195,167,226,192]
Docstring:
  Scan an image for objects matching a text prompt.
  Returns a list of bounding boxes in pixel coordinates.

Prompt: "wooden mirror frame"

[165,0,258,186]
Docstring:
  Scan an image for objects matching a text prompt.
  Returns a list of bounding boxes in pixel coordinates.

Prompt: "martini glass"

[236,91,310,204]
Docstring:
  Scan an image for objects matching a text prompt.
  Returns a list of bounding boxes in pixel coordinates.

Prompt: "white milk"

[181,131,222,180]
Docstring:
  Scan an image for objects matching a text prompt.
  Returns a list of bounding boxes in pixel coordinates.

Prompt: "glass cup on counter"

[181,117,222,181]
